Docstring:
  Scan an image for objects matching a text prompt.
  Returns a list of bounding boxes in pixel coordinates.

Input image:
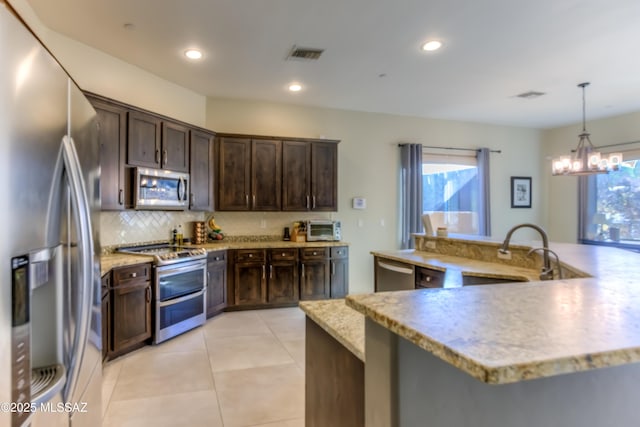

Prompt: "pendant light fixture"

[552,82,622,176]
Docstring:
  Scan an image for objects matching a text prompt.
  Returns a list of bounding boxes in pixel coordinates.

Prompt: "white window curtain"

[400,143,423,249]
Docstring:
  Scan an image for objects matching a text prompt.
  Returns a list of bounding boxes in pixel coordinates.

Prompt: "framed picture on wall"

[511,176,532,208]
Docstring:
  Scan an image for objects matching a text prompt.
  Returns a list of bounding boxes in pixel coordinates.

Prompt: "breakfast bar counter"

[346,235,640,427]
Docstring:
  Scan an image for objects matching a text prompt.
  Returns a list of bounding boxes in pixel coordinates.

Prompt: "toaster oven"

[306,220,341,241]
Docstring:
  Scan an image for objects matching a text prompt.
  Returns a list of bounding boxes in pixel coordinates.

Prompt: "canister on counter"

[192,221,206,244]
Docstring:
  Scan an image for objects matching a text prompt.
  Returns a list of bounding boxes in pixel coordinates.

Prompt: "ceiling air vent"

[516,91,546,99]
[287,46,324,61]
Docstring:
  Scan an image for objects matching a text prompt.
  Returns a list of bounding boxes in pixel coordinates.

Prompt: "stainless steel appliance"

[1,3,102,426]
[117,245,207,344]
[375,258,416,292]
[134,167,190,210]
[306,220,342,241]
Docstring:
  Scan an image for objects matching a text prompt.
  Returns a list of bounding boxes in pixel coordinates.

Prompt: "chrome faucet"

[499,223,554,280]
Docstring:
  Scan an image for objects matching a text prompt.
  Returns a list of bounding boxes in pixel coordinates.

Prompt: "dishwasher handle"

[377,261,414,275]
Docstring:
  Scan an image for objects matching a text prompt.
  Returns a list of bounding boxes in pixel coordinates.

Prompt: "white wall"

[206,98,544,293]
[8,0,207,127]
[541,111,640,243]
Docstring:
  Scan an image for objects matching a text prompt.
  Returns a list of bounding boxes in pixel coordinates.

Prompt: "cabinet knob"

[313,251,317,255]
[426,276,431,282]
[249,254,253,258]
[215,257,220,261]
[130,272,137,278]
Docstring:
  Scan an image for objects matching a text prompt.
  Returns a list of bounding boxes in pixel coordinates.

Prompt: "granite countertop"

[348,241,640,385]
[372,250,541,286]
[299,299,365,362]
[193,240,348,250]
[100,240,348,276]
[100,253,154,276]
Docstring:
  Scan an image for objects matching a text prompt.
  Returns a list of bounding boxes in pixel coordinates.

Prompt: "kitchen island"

[346,235,640,427]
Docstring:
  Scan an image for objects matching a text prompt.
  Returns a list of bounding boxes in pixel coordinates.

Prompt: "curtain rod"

[398,143,501,154]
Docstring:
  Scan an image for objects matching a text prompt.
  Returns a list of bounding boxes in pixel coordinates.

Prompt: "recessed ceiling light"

[184,49,203,60]
[421,40,442,52]
[288,83,302,92]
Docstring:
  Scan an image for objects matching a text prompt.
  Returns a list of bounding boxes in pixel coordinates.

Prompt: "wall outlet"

[260,219,267,229]
[497,250,512,260]
[426,241,436,249]
[380,219,385,227]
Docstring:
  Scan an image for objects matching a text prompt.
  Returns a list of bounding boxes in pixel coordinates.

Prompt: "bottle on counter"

[172,226,178,245]
[177,224,184,246]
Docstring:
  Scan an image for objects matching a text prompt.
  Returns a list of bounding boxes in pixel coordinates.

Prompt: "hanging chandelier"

[551,82,622,176]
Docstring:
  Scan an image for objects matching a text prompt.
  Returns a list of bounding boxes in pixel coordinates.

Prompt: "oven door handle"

[159,288,205,307]
[156,260,207,277]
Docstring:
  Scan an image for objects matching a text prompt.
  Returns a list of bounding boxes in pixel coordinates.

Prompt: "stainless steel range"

[117,244,208,343]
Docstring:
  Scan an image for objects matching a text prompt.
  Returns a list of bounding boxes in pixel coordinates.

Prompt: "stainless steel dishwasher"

[375,257,416,291]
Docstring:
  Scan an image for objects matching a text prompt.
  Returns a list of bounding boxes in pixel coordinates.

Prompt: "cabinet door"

[330,259,349,298]
[207,251,227,317]
[218,137,251,210]
[311,142,338,211]
[101,293,110,360]
[300,260,330,300]
[252,139,282,210]
[112,283,152,353]
[268,249,299,304]
[89,97,127,210]
[234,263,266,305]
[162,121,189,172]
[282,140,311,211]
[127,110,161,168]
[190,130,215,211]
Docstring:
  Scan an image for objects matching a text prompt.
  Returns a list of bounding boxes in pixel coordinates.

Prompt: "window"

[422,153,480,235]
[580,149,640,248]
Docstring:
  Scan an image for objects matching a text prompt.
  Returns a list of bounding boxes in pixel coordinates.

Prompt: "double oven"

[118,244,208,344]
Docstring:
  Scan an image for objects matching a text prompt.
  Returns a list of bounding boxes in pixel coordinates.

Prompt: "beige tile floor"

[102,307,306,427]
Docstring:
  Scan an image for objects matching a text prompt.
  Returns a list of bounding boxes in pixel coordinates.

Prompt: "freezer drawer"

[375,258,415,292]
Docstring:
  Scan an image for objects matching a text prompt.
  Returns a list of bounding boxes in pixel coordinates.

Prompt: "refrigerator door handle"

[56,134,95,403]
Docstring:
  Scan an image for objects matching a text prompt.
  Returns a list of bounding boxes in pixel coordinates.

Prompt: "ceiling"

[24,0,640,129]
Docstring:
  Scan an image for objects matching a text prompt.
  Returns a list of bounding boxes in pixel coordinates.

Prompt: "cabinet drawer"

[415,267,445,289]
[113,263,151,285]
[330,246,348,259]
[207,250,227,263]
[300,247,329,260]
[270,248,298,261]
[235,249,266,263]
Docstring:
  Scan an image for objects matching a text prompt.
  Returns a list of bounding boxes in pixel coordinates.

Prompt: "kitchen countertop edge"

[299,299,365,362]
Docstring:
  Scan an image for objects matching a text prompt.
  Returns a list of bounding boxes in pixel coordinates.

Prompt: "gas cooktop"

[116,243,207,266]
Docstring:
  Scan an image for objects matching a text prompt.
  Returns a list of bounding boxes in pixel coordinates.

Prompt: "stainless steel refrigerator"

[1,2,102,426]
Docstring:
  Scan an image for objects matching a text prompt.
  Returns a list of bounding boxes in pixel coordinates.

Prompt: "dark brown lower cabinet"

[206,250,227,317]
[267,249,299,304]
[109,263,152,358]
[330,246,349,298]
[305,317,364,427]
[228,246,348,308]
[101,273,111,362]
[300,248,330,300]
[233,249,267,305]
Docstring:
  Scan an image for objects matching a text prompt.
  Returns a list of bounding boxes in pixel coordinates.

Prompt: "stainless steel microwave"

[134,167,189,210]
[306,220,341,241]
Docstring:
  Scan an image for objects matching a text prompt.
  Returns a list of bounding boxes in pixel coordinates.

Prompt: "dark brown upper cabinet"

[127,110,162,169]
[189,129,215,211]
[217,136,282,211]
[162,121,189,172]
[127,111,189,172]
[283,140,338,211]
[87,95,127,210]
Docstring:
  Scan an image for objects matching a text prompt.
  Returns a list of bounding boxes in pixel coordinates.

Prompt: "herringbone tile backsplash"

[100,210,334,248]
